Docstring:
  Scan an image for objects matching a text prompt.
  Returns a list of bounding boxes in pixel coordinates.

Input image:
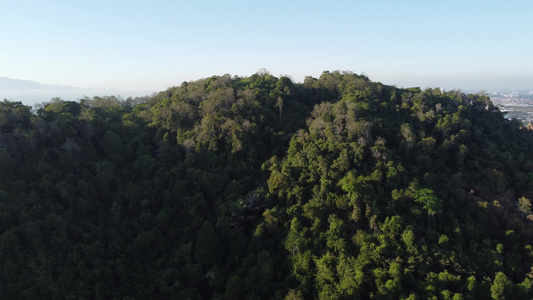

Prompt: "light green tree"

[414,188,442,218]
[491,272,510,300]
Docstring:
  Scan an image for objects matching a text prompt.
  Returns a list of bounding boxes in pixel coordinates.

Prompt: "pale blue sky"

[1,0,532,95]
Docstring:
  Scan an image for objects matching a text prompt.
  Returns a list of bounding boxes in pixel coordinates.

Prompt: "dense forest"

[2,71,533,299]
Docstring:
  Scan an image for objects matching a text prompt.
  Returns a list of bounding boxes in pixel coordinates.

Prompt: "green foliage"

[1,71,533,298]
[195,220,221,266]
[491,272,511,300]
[414,188,442,217]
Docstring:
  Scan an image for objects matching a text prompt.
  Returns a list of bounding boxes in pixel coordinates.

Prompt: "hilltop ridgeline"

[2,71,533,299]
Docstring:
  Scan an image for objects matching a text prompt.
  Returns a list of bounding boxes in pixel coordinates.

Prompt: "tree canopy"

[1,71,533,298]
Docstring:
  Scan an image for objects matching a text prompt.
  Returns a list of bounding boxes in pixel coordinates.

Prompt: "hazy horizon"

[2,71,533,107]
[2,1,533,97]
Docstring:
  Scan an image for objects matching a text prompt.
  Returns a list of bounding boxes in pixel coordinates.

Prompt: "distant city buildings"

[489,91,533,125]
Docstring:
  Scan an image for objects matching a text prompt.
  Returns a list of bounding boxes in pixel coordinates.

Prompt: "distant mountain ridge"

[0,76,100,105]
[0,76,83,92]
[0,77,150,106]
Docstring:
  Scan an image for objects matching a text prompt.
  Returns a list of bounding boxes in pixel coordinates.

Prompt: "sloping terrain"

[1,71,533,299]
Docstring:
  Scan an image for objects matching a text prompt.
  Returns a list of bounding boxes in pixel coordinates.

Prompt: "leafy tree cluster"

[1,71,533,299]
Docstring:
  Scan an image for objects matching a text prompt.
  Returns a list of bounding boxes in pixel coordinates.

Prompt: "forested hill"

[2,71,533,299]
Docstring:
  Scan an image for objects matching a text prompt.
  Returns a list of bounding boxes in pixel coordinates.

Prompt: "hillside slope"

[1,71,533,299]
